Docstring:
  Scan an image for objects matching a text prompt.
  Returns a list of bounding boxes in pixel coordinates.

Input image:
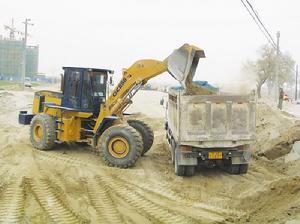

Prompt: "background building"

[0,36,39,81]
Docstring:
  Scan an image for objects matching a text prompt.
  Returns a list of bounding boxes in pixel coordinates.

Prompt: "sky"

[0,0,299,87]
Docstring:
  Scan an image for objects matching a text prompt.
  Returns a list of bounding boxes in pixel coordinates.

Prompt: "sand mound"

[237,176,300,223]
[255,103,300,160]
[0,91,14,97]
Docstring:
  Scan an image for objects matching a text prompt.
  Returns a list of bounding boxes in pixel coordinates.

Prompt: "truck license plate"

[208,152,223,159]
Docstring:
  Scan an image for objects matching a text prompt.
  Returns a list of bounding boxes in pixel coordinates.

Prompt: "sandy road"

[0,87,300,223]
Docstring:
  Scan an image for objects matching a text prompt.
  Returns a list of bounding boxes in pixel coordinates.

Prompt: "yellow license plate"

[208,152,223,159]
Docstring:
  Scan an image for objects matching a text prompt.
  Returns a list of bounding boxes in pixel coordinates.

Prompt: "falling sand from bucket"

[184,71,215,95]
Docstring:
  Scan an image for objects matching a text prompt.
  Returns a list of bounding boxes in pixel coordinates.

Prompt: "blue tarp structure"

[170,81,218,92]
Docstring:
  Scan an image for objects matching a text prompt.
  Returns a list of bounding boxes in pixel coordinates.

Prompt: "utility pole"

[276,31,282,109]
[21,18,33,89]
[296,65,299,101]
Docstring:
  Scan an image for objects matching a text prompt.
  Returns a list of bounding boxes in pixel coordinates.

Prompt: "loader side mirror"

[109,76,114,86]
[160,97,164,106]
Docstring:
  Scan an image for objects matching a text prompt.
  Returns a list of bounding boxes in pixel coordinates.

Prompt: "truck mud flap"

[177,149,197,166]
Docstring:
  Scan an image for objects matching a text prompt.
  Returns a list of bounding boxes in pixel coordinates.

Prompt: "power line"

[245,0,277,48]
[240,0,277,49]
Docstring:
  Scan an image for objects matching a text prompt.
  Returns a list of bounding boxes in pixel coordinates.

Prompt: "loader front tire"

[30,114,56,150]
[100,124,143,168]
[127,120,154,156]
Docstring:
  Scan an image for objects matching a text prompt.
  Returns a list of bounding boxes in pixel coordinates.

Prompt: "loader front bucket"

[167,43,205,87]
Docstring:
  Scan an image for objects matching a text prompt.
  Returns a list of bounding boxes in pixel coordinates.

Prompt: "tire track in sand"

[34,149,230,223]
[33,149,90,167]
[83,178,124,224]
[0,180,25,224]
[33,150,125,223]
[33,150,194,223]
[25,177,86,224]
[96,175,201,224]
[30,150,89,223]
[112,173,237,221]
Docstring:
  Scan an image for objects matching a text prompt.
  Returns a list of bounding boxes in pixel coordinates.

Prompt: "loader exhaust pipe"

[167,43,205,88]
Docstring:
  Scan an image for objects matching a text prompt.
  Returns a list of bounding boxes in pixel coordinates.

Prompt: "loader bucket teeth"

[167,43,205,88]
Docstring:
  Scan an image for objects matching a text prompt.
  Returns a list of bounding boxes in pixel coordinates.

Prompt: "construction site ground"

[1,85,300,224]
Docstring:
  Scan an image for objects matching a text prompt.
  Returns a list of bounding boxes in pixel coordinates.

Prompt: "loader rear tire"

[30,114,56,150]
[127,119,154,156]
[100,124,143,168]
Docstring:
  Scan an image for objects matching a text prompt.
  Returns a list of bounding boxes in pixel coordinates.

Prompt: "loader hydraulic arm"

[93,59,168,133]
[93,43,205,134]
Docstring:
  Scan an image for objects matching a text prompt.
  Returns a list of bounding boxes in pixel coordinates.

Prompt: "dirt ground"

[0,87,300,224]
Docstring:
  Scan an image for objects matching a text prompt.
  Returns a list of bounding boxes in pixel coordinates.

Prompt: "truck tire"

[175,147,185,176]
[227,164,240,175]
[170,139,176,165]
[239,164,249,174]
[185,166,196,177]
[127,120,154,156]
[30,114,56,150]
[100,124,143,168]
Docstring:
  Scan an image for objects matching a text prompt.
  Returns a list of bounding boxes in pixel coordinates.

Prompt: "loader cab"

[61,67,113,113]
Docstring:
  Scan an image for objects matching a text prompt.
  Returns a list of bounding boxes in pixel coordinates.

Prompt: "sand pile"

[237,176,300,223]
[254,103,300,160]
[0,91,14,97]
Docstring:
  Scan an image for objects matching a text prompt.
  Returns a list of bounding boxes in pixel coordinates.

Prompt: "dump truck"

[19,43,203,169]
[165,50,256,177]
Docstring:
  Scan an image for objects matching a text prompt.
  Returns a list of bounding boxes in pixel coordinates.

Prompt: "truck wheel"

[227,164,240,175]
[175,147,185,176]
[239,164,249,174]
[170,139,176,165]
[100,124,143,168]
[127,120,154,156]
[185,166,196,177]
[30,114,56,150]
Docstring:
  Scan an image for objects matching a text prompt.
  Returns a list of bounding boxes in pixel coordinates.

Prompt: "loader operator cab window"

[62,67,109,113]
[63,70,81,108]
[81,74,93,110]
[70,71,81,97]
[91,72,106,97]
[81,71,107,113]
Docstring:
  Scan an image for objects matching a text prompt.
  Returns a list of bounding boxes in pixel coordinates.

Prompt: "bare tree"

[278,53,295,86]
[243,44,294,98]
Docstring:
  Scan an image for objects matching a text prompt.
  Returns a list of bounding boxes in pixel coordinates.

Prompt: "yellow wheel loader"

[19,43,204,168]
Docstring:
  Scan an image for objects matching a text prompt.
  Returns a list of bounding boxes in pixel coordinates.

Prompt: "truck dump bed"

[167,89,256,148]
